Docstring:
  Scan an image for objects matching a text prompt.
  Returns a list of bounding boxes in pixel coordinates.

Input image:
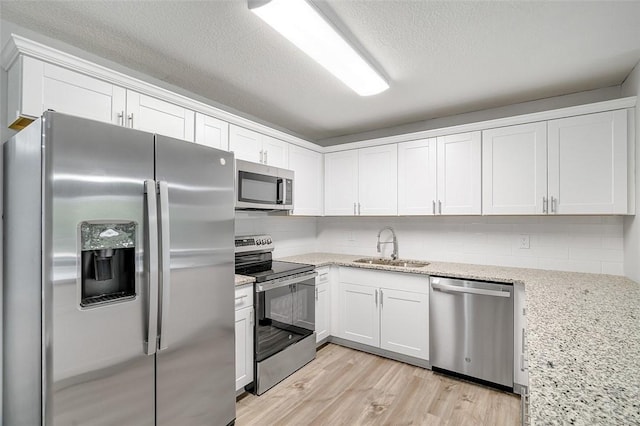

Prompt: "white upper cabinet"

[262,135,289,168]
[288,144,323,216]
[194,113,229,150]
[324,150,359,216]
[229,125,262,163]
[548,110,628,214]
[126,91,195,142]
[482,122,548,215]
[398,134,481,216]
[483,110,629,215]
[398,138,437,215]
[229,125,289,168]
[6,56,125,128]
[6,57,196,141]
[437,132,482,215]
[324,144,397,216]
[358,144,398,215]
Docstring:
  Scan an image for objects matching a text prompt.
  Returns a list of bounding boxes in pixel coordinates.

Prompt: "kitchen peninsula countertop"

[234,274,255,287]
[279,252,640,425]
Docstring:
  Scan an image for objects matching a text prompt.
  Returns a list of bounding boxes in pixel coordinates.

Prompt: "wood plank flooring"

[236,343,520,425]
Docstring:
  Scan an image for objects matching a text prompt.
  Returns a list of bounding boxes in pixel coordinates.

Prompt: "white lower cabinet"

[234,285,254,392]
[379,288,428,359]
[337,267,429,361]
[514,282,529,389]
[314,267,332,344]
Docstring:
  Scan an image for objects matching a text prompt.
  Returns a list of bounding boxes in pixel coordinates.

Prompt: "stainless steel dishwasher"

[429,276,514,390]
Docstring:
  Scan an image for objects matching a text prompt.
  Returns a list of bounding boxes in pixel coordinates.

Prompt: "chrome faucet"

[377,226,398,260]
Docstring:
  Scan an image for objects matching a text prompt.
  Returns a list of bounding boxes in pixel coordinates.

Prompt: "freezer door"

[45,113,156,424]
[154,135,236,426]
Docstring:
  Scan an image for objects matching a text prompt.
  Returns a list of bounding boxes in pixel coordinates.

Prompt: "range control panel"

[234,234,274,253]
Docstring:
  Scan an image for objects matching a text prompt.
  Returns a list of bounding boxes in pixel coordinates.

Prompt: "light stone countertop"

[235,274,255,287]
[279,252,640,426]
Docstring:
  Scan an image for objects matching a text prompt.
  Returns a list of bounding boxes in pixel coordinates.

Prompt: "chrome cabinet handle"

[259,150,263,164]
[380,289,383,307]
[551,196,557,213]
[127,113,134,128]
[375,289,378,306]
[117,110,124,126]
[353,202,356,215]
[235,294,248,300]
[315,287,319,301]
[264,150,268,164]
[250,308,254,326]
[158,181,171,351]
[144,180,159,356]
[358,202,361,215]
[432,200,436,215]
[542,196,548,214]
[438,200,442,215]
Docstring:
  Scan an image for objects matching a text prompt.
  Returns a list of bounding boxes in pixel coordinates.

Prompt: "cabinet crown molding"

[1,34,321,152]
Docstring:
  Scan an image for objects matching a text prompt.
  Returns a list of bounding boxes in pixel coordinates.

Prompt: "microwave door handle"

[158,181,171,351]
[277,178,284,204]
[144,180,159,356]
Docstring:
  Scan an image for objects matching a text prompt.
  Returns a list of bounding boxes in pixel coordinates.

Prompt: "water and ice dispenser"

[80,222,136,307]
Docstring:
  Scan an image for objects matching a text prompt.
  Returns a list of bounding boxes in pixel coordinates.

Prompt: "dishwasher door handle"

[431,282,511,298]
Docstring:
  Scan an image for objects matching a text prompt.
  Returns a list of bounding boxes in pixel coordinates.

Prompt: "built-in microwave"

[235,159,294,211]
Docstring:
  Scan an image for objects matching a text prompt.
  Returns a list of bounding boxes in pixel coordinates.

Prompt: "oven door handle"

[255,272,318,293]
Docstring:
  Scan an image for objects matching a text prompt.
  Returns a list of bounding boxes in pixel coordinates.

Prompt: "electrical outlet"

[519,234,530,249]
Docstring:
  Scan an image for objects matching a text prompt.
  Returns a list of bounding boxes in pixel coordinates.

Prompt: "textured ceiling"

[2,1,640,144]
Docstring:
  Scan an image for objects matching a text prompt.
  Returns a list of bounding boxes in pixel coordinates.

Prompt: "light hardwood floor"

[236,343,520,425]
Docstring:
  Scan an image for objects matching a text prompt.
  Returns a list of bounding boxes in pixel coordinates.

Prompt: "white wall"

[623,60,640,282]
[318,216,624,275]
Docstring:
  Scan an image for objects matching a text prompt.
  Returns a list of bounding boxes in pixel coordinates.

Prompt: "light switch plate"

[519,234,530,249]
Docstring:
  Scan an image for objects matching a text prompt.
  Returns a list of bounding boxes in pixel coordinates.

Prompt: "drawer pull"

[235,295,248,300]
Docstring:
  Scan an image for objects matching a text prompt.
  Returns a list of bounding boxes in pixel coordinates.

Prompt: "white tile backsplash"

[235,214,626,275]
[235,212,317,258]
[316,215,625,275]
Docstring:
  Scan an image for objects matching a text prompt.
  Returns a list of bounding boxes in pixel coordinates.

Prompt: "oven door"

[237,169,279,209]
[255,273,316,362]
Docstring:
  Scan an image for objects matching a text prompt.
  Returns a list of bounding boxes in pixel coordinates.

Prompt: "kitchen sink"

[353,258,430,268]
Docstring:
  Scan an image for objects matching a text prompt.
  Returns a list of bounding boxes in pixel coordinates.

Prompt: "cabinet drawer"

[235,285,254,310]
[316,267,330,284]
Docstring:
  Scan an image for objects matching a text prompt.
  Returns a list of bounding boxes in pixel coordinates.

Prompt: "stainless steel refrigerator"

[3,111,236,425]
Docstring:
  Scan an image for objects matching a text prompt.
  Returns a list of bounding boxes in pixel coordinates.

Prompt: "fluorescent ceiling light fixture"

[249,0,389,96]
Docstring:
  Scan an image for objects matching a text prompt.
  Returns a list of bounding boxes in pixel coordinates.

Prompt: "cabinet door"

[288,145,323,216]
[126,91,195,141]
[338,283,379,346]
[548,110,628,214]
[194,113,229,150]
[437,132,482,215]
[482,123,547,215]
[262,135,289,168]
[358,144,398,215]
[324,150,358,216]
[398,138,437,215]
[513,283,528,388]
[379,288,428,360]
[235,306,254,391]
[315,282,330,344]
[9,56,125,127]
[229,125,262,163]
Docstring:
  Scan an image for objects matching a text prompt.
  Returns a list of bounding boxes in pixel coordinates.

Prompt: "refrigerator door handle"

[158,180,172,351]
[144,180,159,355]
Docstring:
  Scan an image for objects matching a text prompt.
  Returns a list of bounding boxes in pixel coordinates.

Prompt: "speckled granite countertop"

[235,274,255,287]
[280,253,640,425]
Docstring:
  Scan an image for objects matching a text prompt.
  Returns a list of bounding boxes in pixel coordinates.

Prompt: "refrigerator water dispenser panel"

[80,222,136,307]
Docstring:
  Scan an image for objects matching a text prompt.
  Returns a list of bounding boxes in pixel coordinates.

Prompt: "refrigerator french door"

[3,112,236,425]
